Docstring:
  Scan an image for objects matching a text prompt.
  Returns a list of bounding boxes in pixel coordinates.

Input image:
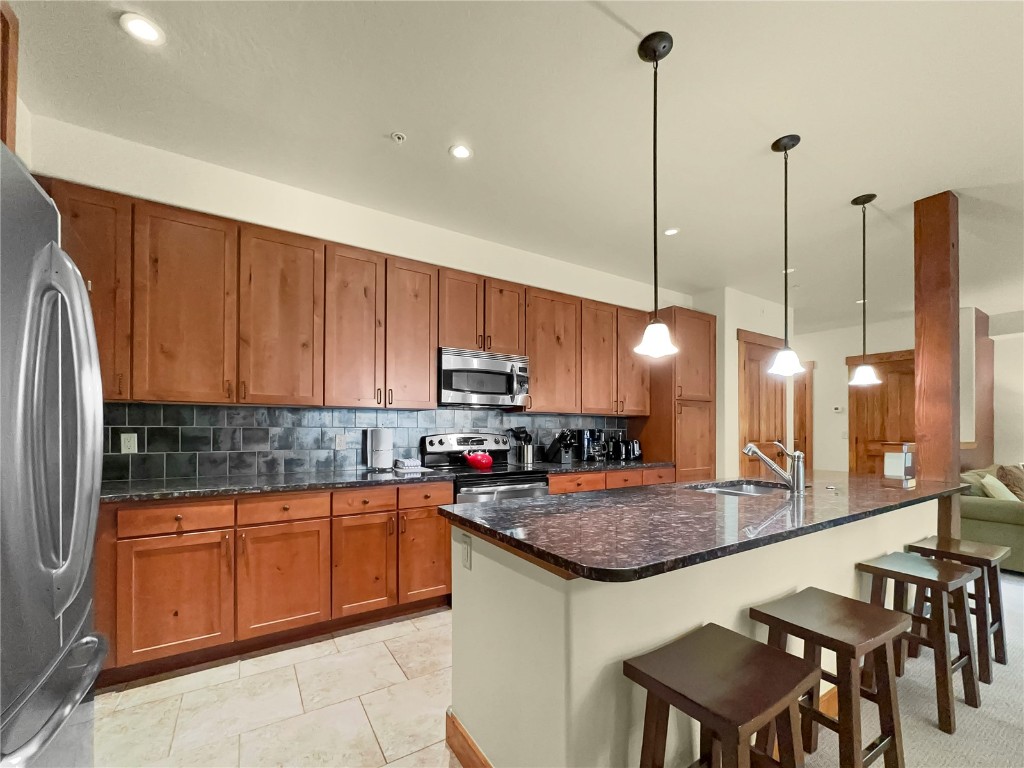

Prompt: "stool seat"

[750,587,911,657]
[906,536,1010,567]
[856,551,980,591]
[624,623,820,731]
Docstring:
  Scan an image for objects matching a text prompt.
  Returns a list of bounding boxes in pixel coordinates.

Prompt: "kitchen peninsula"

[439,474,966,768]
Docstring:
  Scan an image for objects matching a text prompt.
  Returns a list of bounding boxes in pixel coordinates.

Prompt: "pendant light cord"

[783,149,789,347]
[861,203,867,362]
[652,60,659,316]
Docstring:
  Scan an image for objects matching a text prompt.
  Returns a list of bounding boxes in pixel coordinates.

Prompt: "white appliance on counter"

[367,428,394,470]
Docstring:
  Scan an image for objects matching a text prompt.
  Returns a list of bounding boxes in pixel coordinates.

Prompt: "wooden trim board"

[737,328,784,349]
[446,709,493,768]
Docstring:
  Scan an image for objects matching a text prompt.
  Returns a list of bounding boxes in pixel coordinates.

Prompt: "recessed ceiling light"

[783,268,796,274]
[449,145,472,159]
[663,228,679,236]
[119,12,165,45]
[855,299,867,304]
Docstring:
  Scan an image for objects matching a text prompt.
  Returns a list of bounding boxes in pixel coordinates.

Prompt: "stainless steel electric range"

[420,431,549,502]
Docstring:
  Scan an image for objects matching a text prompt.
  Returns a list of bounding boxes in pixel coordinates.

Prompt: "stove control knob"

[438,439,445,446]
[428,439,435,447]
[502,438,508,445]
[493,438,500,445]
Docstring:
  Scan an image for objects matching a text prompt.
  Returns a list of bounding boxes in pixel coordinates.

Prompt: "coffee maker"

[574,429,606,462]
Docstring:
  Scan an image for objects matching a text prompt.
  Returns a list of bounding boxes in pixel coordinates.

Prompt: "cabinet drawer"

[333,486,397,515]
[117,500,235,538]
[605,470,644,489]
[642,468,674,486]
[237,492,330,526]
[398,482,454,509]
[549,472,606,495]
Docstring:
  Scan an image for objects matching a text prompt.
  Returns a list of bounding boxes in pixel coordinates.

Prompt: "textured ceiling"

[14,1,1024,332]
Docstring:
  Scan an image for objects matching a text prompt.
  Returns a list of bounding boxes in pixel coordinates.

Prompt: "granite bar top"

[532,460,674,474]
[100,469,455,503]
[439,473,968,582]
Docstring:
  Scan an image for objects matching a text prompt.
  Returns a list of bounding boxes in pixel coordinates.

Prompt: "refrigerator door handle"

[0,634,107,768]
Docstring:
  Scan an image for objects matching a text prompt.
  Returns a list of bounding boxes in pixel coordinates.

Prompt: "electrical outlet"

[460,533,472,570]
[120,433,138,454]
[334,434,345,450]
[841,430,849,440]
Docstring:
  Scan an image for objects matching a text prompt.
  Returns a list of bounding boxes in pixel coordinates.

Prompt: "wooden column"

[914,190,960,537]
[0,1,17,151]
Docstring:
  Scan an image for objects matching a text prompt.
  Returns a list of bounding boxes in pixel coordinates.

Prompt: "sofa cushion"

[996,464,1024,501]
[960,470,988,497]
[981,473,1019,501]
[961,496,1024,526]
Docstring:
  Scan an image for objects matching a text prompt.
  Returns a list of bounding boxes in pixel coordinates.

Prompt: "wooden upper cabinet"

[439,268,484,351]
[674,308,716,401]
[332,512,397,618]
[484,278,526,355]
[385,256,438,409]
[235,519,331,640]
[238,225,325,405]
[325,244,386,407]
[132,202,238,403]
[616,307,651,416]
[581,299,617,415]
[526,287,581,413]
[397,507,450,603]
[50,181,132,400]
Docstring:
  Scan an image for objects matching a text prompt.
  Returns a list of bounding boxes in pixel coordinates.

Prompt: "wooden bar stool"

[623,623,820,768]
[905,536,1010,684]
[856,552,982,734]
[749,587,910,768]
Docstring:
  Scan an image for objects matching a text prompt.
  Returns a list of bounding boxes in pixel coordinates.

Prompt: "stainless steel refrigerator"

[1,144,107,766]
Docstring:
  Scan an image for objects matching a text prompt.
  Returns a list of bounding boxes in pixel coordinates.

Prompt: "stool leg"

[893,581,907,675]
[639,692,669,768]
[837,652,864,768]
[776,701,804,768]
[801,642,822,754]
[988,563,1007,665]
[972,570,992,684]
[754,627,787,756]
[699,725,720,768]
[719,731,750,768]
[908,586,927,659]
[930,590,956,734]
[863,575,887,689]
[873,640,905,768]
[951,586,981,709]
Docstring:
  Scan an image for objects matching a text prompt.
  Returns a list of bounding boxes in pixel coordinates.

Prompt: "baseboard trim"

[446,708,492,768]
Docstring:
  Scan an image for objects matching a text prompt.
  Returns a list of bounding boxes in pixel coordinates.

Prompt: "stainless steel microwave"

[438,347,530,408]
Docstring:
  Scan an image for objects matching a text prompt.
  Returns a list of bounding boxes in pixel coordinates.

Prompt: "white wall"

[14,98,32,166]
[26,115,691,311]
[993,332,1024,464]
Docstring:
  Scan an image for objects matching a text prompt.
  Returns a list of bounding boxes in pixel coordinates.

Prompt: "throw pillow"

[996,464,1024,501]
[960,470,988,497]
[980,473,1019,501]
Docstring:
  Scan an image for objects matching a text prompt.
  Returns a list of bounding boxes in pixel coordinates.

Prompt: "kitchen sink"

[694,483,790,498]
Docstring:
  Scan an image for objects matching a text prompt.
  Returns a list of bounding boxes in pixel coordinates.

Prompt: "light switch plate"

[120,433,138,454]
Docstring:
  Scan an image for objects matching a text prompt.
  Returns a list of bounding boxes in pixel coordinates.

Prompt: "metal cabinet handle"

[477,334,484,350]
[423,493,431,500]
[619,400,624,412]
[400,515,407,534]
[387,389,393,405]
[486,335,492,350]
[223,533,232,575]
[226,380,234,400]
[576,481,583,487]
[388,517,395,535]
[282,504,291,511]
[376,388,382,404]
[240,381,248,400]
[86,279,93,292]
[117,373,124,395]
[677,385,682,398]
[174,514,183,521]
[362,498,370,505]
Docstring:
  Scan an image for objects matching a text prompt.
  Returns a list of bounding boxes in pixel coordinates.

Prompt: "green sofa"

[960,465,1024,573]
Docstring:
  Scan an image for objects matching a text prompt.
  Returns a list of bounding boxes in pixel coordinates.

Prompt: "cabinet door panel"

[236,519,331,640]
[133,202,238,403]
[581,300,617,415]
[674,308,716,401]
[50,181,132,399]
[238,226,324,405]
[617,307,651,416]
[549,472,607,495]
[332,512,397,617]
[439,269,484,351]
[325,245,385,407]
[385,257,438,409]
[116,530,234,665]
[525,288,581,413]
[398,507,450,603]
[484,279,526,355]
[675,400,716,482]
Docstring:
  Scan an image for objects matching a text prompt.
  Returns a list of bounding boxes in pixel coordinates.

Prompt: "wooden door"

[617,307,651,416]
[385,256,438,408]
[235,519,331,640]
[116,529,234,665]
[398,507,450,603]
[675,401,716,482]
[793,362,815,473]
[674,308,716,401]
[133,202,238,403]
[849,352,916,475]
[50,181,132,399]
[439,268,484,351]
[238,225,325,405]
[484,278,526,355]
[332,512,397,617]
[525,288,581,413]
[325,244,385,407]
[581,299,617,415]
[738,330,786,478]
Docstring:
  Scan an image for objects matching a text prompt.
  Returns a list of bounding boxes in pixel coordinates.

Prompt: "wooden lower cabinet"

[115,529,235,666]
[236,519,331,640]
[332,512,398,618]
[549,472,607,495]
[398,508,451,603]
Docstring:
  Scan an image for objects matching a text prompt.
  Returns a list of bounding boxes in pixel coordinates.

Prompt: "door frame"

[793,361,815,474]
[737,329,786,473]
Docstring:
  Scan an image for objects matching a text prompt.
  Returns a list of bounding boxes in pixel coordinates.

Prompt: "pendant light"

[767,135,805,376]
[849,193,882,386]
[633,31,679,359]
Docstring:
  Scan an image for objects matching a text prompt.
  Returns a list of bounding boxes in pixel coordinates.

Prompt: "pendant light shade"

[634,31,678,359]
[849,193,881,387]
[768,135,805,377]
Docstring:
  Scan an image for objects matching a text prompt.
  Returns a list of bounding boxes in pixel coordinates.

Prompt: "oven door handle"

[460,483,548,495]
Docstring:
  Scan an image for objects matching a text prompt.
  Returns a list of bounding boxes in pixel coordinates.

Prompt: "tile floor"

[92,608,461,768]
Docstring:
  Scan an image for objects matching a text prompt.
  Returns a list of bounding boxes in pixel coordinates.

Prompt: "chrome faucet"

[742,441,806,495]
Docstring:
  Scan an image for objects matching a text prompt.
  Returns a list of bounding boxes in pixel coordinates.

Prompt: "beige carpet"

[805,572,1024,767]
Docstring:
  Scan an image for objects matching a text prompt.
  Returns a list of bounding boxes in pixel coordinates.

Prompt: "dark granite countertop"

[100,469,455,503]
[439,473,968,582]
[532,460,674,474]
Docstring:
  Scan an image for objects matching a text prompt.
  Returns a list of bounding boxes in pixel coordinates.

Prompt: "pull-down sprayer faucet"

[742,441,806,495]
